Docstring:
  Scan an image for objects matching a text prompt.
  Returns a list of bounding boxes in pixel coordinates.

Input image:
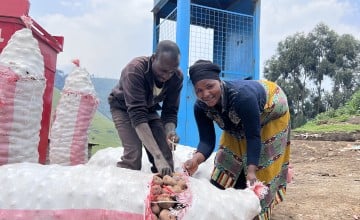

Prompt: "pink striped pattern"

[0,209,143,220]
[70,94,98,165]
[0,65,19,165]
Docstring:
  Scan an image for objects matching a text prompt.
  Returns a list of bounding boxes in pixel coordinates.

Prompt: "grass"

[293,90,360,134]
[52,88,121,155]
[293,121,359,133]
[88,112,121,154]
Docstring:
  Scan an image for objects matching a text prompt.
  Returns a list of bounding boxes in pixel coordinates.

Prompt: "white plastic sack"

[0,162,260,220]
[49,61,98,165]
[87,144,215,180]
[0,20,45,165]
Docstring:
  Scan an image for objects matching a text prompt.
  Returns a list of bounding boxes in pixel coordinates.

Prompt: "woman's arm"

[184,102,216,176]
[194,102,216,160]
[234,92,262,166]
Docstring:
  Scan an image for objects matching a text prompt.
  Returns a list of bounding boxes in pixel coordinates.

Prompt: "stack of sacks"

[49,60,99,165]
[0,16,45,165]
[0,162,260,220]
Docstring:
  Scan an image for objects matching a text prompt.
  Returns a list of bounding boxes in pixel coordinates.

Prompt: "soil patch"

[272,139,360,220]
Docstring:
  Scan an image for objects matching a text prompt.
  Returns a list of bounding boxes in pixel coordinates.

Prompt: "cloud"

[260,0,360,77]
[28,0,360,79]
[32,0,153,78]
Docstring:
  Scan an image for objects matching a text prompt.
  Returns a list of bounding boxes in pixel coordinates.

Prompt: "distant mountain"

[54,69,118,119]
[92,77,118,119]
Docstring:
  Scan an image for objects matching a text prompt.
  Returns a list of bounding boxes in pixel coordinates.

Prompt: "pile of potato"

[149,172,188,220]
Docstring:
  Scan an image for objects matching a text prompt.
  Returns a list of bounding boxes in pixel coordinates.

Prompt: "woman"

[184,60,291,220]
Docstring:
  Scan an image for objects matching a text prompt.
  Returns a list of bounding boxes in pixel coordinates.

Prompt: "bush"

[346,90,360,115]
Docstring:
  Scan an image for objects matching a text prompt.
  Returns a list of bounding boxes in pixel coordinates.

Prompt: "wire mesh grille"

[157,8,177,42]
[155,4,254,78]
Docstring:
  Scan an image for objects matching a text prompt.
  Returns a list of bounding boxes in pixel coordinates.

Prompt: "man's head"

[152,40,180,83]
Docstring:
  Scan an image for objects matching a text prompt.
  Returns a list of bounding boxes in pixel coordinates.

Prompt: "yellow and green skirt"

[210,80,291,220]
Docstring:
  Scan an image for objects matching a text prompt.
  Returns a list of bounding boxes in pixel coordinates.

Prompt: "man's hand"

[165,123,179,149]
[154,155,172,177]
[167,131,180,150]
[134,123,173,176]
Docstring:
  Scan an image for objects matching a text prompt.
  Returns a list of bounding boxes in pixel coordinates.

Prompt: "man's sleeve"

[161,70,183,126]
[122,66,149,127]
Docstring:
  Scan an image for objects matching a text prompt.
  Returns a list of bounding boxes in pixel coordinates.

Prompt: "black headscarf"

[189,60,221,85]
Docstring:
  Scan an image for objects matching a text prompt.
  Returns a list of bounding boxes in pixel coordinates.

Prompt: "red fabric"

[72,59,80,67]
[0,65,19,165]
[70,94,98,165]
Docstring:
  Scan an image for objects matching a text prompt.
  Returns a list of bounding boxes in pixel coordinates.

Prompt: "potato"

[159,209,177,220]
[151,184,163,196]
[162,175,177,186]
[151,203,161,215]
[177,179,187,190]
[153,175,163,185]
[171,172,182,180]
[151,213,159,220]
[170,184,183,193]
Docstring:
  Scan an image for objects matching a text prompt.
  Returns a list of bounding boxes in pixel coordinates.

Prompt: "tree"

[329,34,360,108]
[264,32,313,127]
[263,23,360,128]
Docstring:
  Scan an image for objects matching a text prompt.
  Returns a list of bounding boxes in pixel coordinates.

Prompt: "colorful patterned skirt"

[210,80,291,220]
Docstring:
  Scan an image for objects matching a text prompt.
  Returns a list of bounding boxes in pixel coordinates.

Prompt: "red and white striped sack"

[49,60,99,165]
[0,65,45,165]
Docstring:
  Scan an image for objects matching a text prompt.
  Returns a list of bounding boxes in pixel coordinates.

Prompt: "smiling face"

[152,52,179,83]
[194,79,222,107]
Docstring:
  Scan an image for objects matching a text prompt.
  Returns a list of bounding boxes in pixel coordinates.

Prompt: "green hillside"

[52,88,121,155]
[294,90,360,133]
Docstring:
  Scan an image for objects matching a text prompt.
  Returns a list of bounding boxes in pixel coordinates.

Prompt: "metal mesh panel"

[157,8,177,43]
[155,4,254,78]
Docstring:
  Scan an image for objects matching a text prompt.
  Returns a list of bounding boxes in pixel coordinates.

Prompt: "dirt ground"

[271,139,360,220]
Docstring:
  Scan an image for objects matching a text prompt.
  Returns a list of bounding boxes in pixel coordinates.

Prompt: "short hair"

[155,40,180,60]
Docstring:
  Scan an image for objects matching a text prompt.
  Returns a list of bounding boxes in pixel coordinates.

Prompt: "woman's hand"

[183,158,199,176]
[246,164,258,186]
[183,152,205,176]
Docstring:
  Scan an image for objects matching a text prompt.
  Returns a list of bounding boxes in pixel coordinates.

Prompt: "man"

[108,40,182,176]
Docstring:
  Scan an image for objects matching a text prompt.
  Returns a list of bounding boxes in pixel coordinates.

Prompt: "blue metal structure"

[152,0,261,148]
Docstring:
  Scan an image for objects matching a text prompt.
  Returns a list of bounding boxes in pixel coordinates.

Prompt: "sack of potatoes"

[145,172,191,220]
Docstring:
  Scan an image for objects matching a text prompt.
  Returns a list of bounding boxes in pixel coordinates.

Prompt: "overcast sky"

[27,0,360,79]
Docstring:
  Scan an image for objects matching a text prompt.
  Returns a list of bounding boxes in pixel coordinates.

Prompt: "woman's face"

[194,79,221,107]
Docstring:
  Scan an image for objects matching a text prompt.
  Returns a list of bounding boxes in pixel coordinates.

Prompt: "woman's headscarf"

[189,60,221,85]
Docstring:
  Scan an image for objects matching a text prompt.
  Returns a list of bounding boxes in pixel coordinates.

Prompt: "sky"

[25,0,360,79]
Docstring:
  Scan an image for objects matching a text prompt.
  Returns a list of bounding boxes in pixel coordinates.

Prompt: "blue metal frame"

[152,0,261,147]
[253,0,261,80]
[175,0,191,142]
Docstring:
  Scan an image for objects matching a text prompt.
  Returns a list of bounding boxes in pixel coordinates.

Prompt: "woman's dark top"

[194,80,266,166]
